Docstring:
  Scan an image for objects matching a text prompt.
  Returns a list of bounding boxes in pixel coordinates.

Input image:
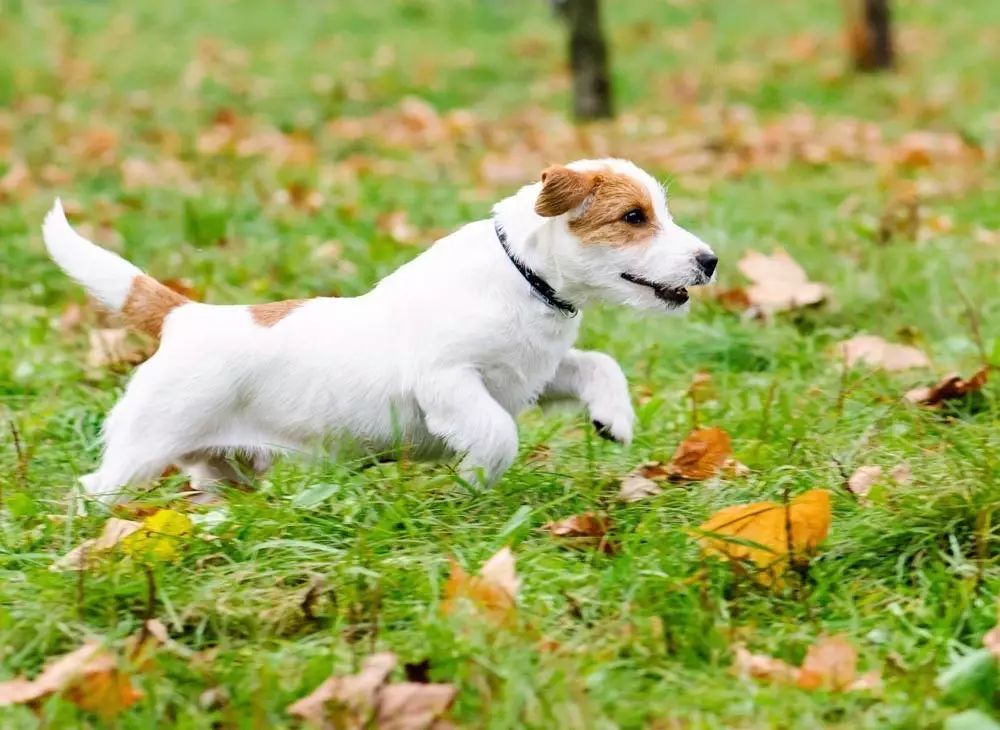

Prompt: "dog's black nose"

[695,252,718,278]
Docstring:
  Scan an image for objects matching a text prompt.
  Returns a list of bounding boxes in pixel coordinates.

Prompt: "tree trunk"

[845,0,895,71]
[557,0,614,120]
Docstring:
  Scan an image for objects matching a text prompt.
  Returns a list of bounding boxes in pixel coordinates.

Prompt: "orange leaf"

[543,513,614,553]
[696,489,831,585]
[442,547,518,625]
[796,635,857,691]
[668,427,733,481]
[0,640,142,719]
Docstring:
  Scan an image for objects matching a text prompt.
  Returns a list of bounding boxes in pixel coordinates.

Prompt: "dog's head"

[533,158,716,312]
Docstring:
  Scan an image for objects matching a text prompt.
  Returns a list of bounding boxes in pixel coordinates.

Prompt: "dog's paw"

[590,406,634,445]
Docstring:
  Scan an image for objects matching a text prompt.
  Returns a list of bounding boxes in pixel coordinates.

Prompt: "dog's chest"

[478,315,578,413]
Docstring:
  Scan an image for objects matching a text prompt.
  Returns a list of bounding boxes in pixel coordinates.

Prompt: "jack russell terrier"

[43,158,717,504]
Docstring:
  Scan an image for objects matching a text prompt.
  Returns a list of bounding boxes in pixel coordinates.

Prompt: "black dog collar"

[493,218,578,317]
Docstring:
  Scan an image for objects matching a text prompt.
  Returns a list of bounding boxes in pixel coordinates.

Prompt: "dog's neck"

[491,184,589,311]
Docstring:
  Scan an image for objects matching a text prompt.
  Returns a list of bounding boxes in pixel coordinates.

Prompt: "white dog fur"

[43,158,716,504]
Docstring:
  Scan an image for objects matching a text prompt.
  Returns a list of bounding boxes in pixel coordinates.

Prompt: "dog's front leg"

[542,349,635,445]
[417,368,519,487]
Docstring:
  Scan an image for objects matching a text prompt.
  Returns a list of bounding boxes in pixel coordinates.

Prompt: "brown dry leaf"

[733,636,880,693]
[376,683,457,730]
[377,210,421,245]
[796,635,858,691]
[0,640,143,719]
[618,472,664,502]
[731,644,799,684]
[51,518,142,571]
[667,427,733,481]
[287,653,455,730]
[696,489,831,585]
[86,328,151,369]
[889,462,912,485]
[287,652,396,729]
[836,335,930,371]
[442,547,518,624]
[736,249,828,315]
[543,513,613,553]
[847,465,882,500]
[904,367,988,407]
[983,624,1000,660]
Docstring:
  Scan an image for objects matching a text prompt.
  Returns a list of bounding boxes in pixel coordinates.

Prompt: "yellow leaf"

[122,509,193,562]
[696,489,831,584]
[442,547,518,625]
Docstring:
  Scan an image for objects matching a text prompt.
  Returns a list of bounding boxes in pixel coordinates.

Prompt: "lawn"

[1,0,999,727]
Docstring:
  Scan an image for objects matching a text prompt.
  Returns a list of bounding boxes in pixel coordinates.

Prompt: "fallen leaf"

[0,640,142,719]
[667,427,734,481]
[51,517,142,571]
[288,652,396,729]
[122,509,193,563]
[797,635,858,690]
[885,465,909,488]
[847,465,882,500]
[618,472,664,502]
[696,489,831,585]
[376,682,457,730]
[731,644,799,684]
[904,367,988,407]
[287,652,455,730]
[543,513,613,553]
[983,624,1000,660]
[442,547,518,624]
[733,635,880,693]
[86,328,150,369]
[377,210,421,245]
[836,335,930,371]
[736,249,828,315]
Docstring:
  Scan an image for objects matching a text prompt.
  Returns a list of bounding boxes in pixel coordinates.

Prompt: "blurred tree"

[844,0,895,71]
[552,0,614,120]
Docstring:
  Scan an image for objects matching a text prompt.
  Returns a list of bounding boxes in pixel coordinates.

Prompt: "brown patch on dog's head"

[568,171,657,247]
[122,275,189,339]
[249,299,304,327]
[534,165,597,217]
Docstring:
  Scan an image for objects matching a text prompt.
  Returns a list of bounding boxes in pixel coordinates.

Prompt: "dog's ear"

[534,165,596,217]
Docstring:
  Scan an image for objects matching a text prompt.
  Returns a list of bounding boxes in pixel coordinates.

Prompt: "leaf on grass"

[904,367,988,407]
[889,462,912,485]
[733,636,880,693]
[543,513,613,554]
[287,652,456,730]
[982,623,1000,660]
[377,210,421,245]
[667,427,734,481]
[847,465,882,500]
[288,652,396,729]
[696,489,831,585]
[618,471,664,502]
[442,547,518,624]
[122,509,193,563]
[0,640,143,719]
[51,517,142,572]
[736,249,828,315]
[86,328,151,369]
[835,335,930,371]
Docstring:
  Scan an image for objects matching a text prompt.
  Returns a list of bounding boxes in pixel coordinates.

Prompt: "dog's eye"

[622,208,646,225]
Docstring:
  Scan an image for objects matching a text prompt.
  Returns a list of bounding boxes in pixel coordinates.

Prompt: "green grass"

[2,0,999,727]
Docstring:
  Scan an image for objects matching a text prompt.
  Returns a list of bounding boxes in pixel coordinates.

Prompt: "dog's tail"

[42,199,188,339]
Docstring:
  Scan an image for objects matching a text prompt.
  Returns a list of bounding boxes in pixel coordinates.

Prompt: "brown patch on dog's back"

[250,299,304,327]
[569,171,656,247]
[122,275,189,338]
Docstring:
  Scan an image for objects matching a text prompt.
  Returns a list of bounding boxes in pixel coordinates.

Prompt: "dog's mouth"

[620,273,690,306]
